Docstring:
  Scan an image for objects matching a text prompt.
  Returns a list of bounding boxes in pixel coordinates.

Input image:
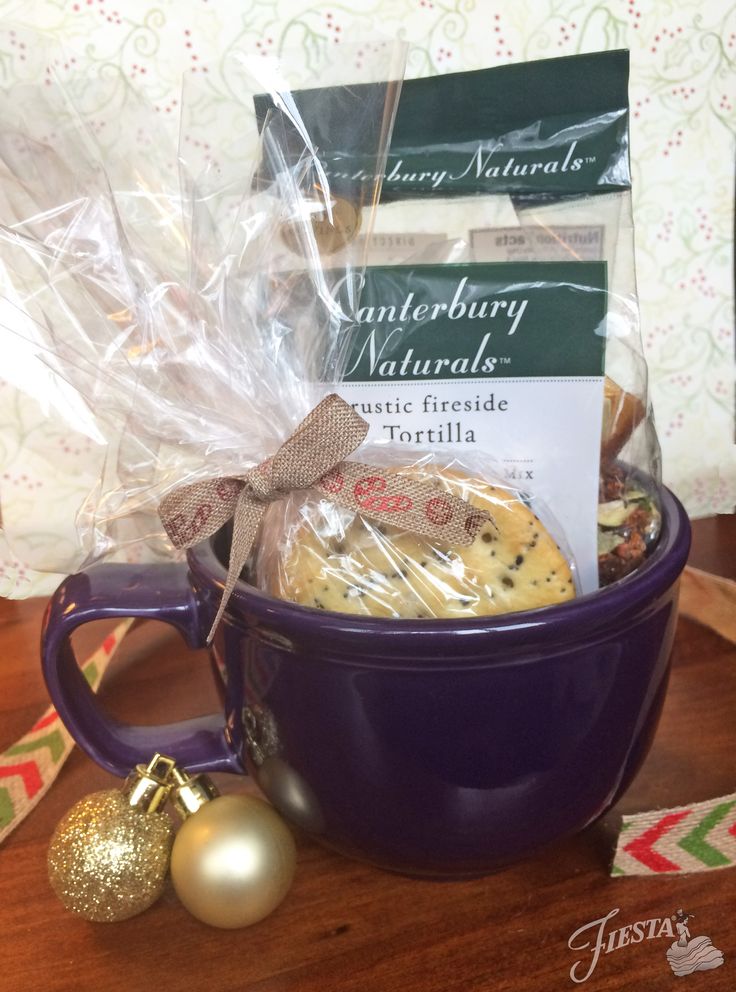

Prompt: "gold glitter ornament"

[47,754,176,922]
[169,768,297,929]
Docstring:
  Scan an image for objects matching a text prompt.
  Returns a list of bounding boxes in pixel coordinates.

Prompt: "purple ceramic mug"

[42,486,690,877]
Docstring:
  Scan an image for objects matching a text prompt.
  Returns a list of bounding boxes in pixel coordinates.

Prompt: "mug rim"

[187,484,691,655]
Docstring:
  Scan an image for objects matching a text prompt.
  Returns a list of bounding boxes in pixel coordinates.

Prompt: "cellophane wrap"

[3,47,649,620]
[0,43,424,578]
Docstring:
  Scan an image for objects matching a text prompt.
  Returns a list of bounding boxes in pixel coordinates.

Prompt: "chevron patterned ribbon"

[0,619,132,845]
[612,795,736,876]
[611,566,736,876]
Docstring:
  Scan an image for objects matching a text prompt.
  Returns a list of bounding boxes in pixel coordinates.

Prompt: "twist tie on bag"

[159,394,491,641]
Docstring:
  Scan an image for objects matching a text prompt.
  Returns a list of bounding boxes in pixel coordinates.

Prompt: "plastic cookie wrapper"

[254,446,579,620]
[0,41,409,587]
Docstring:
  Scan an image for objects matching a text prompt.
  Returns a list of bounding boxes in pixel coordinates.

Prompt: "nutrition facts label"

[471,224,605,263]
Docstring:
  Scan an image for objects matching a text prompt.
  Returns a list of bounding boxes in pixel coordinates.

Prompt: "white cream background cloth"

[0,0,734,597]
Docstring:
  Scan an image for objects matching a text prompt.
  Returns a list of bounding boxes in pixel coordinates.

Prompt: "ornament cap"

[123,753,176,813]
[170,766,219,819]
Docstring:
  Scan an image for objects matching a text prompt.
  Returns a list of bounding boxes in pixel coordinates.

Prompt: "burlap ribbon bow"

[159,393,489,640]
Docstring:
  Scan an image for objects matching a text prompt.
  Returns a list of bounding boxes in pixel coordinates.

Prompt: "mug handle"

[41,561,243,777]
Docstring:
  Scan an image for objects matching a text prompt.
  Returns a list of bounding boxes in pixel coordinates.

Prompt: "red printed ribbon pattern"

[159,394,489,640]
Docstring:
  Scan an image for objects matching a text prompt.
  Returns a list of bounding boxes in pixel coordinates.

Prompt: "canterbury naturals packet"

[260,52,651,595]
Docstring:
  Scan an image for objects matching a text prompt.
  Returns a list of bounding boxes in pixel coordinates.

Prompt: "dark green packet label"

[254,50,630,200]
[340,261,608,383]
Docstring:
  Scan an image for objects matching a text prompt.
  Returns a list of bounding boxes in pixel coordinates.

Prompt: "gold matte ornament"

[47,755,175,922]
[170,769,297,929]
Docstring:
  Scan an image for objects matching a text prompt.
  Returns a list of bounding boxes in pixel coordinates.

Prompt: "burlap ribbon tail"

[159,394,489,640]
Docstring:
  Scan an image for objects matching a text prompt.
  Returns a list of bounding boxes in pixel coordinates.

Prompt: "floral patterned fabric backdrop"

[0,0,734,597]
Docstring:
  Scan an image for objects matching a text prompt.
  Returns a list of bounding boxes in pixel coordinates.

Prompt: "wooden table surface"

[1,516,734,992]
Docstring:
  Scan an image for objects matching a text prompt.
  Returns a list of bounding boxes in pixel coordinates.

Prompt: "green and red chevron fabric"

[0,620,132,845]
[612,567,736,877]
[612,794,736,876]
